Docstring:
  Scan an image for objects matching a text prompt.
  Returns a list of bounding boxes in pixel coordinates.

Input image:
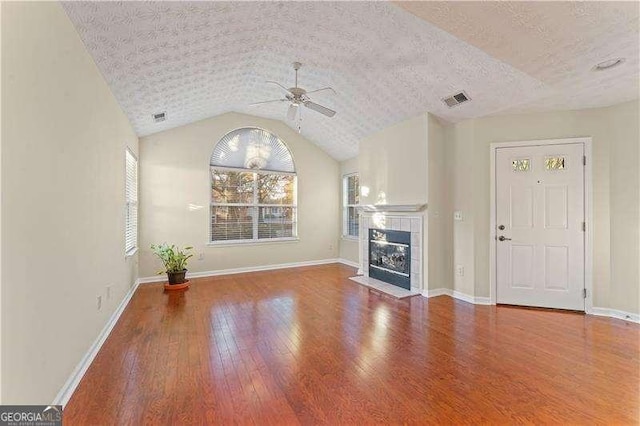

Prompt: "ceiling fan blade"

[265,80,291,94]
[305,87,337,96]
[304,101,336,117]
[287,104,298,121]
[249,99,287,106]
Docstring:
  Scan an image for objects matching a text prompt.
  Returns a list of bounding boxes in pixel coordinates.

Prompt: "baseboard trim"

[52,279,140,407]
[426,290,639,323]
[423,288,450,298]
[589,307,640,324]
[337,258,359,268]
[138,258,344,284]
[423,288,492,305]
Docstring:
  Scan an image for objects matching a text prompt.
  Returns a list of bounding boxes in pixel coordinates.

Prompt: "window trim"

[342,172,359,240]
[206,237,299,247]
[125,148,138,256]
[209,166,298,245]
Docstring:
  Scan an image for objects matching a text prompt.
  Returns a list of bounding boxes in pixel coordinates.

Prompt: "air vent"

[152,112,166,123]
[443,91,470,108]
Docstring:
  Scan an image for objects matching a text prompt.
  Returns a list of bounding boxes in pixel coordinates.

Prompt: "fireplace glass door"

[369,229,411,289]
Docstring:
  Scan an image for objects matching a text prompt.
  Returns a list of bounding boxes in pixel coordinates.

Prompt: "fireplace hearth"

[369,228,411,289]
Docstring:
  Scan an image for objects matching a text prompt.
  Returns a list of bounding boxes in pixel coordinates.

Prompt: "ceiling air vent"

[443,91,470,108]
[152,112,167,123]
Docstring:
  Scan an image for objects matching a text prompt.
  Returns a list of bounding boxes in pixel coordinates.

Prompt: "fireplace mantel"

[359,204,427,213]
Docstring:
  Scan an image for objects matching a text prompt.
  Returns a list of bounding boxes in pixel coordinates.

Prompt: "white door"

[496,143,585,310]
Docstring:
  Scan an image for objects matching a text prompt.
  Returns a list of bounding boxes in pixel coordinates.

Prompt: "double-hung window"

[125,148,138,254]
[343,173,359,238]
[210,128,297,243]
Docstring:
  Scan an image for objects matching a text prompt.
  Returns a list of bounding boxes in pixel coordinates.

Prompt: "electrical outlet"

[329,244,333,251]
[97,295,102,311]
[456,265,464,277]
[454,211,463,221]
[198,253,205,261]
[106,285,112,300]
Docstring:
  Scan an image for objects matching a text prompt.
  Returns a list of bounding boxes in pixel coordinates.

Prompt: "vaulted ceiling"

[62,1,639,160]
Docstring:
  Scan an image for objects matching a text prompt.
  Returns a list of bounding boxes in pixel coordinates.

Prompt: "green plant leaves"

[150,243,194,273]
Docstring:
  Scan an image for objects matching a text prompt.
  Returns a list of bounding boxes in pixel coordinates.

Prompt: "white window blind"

[210,128,297,243]
[343,173,359,238]
[125,149,138,254]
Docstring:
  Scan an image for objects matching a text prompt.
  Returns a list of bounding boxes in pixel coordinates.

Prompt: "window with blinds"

[343,173,359,238]
[210,128,297,243]
[125,149,138,254]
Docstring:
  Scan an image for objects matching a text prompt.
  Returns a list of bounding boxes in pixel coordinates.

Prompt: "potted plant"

[150,243,193,285]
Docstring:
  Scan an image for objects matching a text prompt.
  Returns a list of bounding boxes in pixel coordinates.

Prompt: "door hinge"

[582,222,586,232]
[583,288,587,299]
[583,155,586,166]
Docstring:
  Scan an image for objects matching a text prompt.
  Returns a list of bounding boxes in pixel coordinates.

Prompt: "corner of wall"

[426,113,453,291]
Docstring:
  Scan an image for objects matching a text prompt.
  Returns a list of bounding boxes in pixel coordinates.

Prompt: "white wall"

[339,157,359,264]
[446,101,639,314]
[1,2,139,403]
[358,114,428,206]
[138,112,340,277]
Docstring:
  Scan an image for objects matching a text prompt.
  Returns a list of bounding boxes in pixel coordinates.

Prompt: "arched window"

[210,128,297,243]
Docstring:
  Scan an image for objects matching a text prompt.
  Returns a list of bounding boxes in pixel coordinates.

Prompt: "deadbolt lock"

[498,225,505,230]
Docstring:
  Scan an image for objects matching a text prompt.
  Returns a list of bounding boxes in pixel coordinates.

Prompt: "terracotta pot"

[164,280,189,291]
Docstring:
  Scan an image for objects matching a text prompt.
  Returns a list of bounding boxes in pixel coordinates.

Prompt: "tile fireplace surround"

[357,206,425,293]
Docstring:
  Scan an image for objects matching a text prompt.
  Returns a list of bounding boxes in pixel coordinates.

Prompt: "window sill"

[341,236,359,242]
[207,237,300,248]
[125,247,138,258]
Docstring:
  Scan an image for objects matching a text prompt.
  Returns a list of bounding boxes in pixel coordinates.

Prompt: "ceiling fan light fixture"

[287,103,298,121]
[250,62,337,130]
[593,58,625,71]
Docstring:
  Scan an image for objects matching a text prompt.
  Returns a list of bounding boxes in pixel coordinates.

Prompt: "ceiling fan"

[250,62,336,123]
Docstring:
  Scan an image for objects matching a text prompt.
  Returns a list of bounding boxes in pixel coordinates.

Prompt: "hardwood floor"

[64,264,640,425]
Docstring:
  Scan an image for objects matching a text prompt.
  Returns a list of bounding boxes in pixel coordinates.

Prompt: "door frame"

[489,137,593,312]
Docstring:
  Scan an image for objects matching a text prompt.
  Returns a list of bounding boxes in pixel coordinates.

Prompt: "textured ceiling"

[62,1,638,161]
[395,1,640,115]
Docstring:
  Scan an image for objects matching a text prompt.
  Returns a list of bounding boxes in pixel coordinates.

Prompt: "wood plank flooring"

[64,264,640,424]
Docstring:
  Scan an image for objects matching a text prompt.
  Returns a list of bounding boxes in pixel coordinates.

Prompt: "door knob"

[498,236,512,241]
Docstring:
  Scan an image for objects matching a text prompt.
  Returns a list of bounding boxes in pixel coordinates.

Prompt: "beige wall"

[427,115,452,291]
[446,101,639,313]
[0,2,4,403]
[444,120,477,295]
[138,112,340,277]
[353,113,453,291]
[1,1,139,403]
[606,102,640,313]
[358,114,428,206]
[339,157,359,264]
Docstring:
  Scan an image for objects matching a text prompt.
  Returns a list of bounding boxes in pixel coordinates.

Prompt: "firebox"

[368,228,411,289]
